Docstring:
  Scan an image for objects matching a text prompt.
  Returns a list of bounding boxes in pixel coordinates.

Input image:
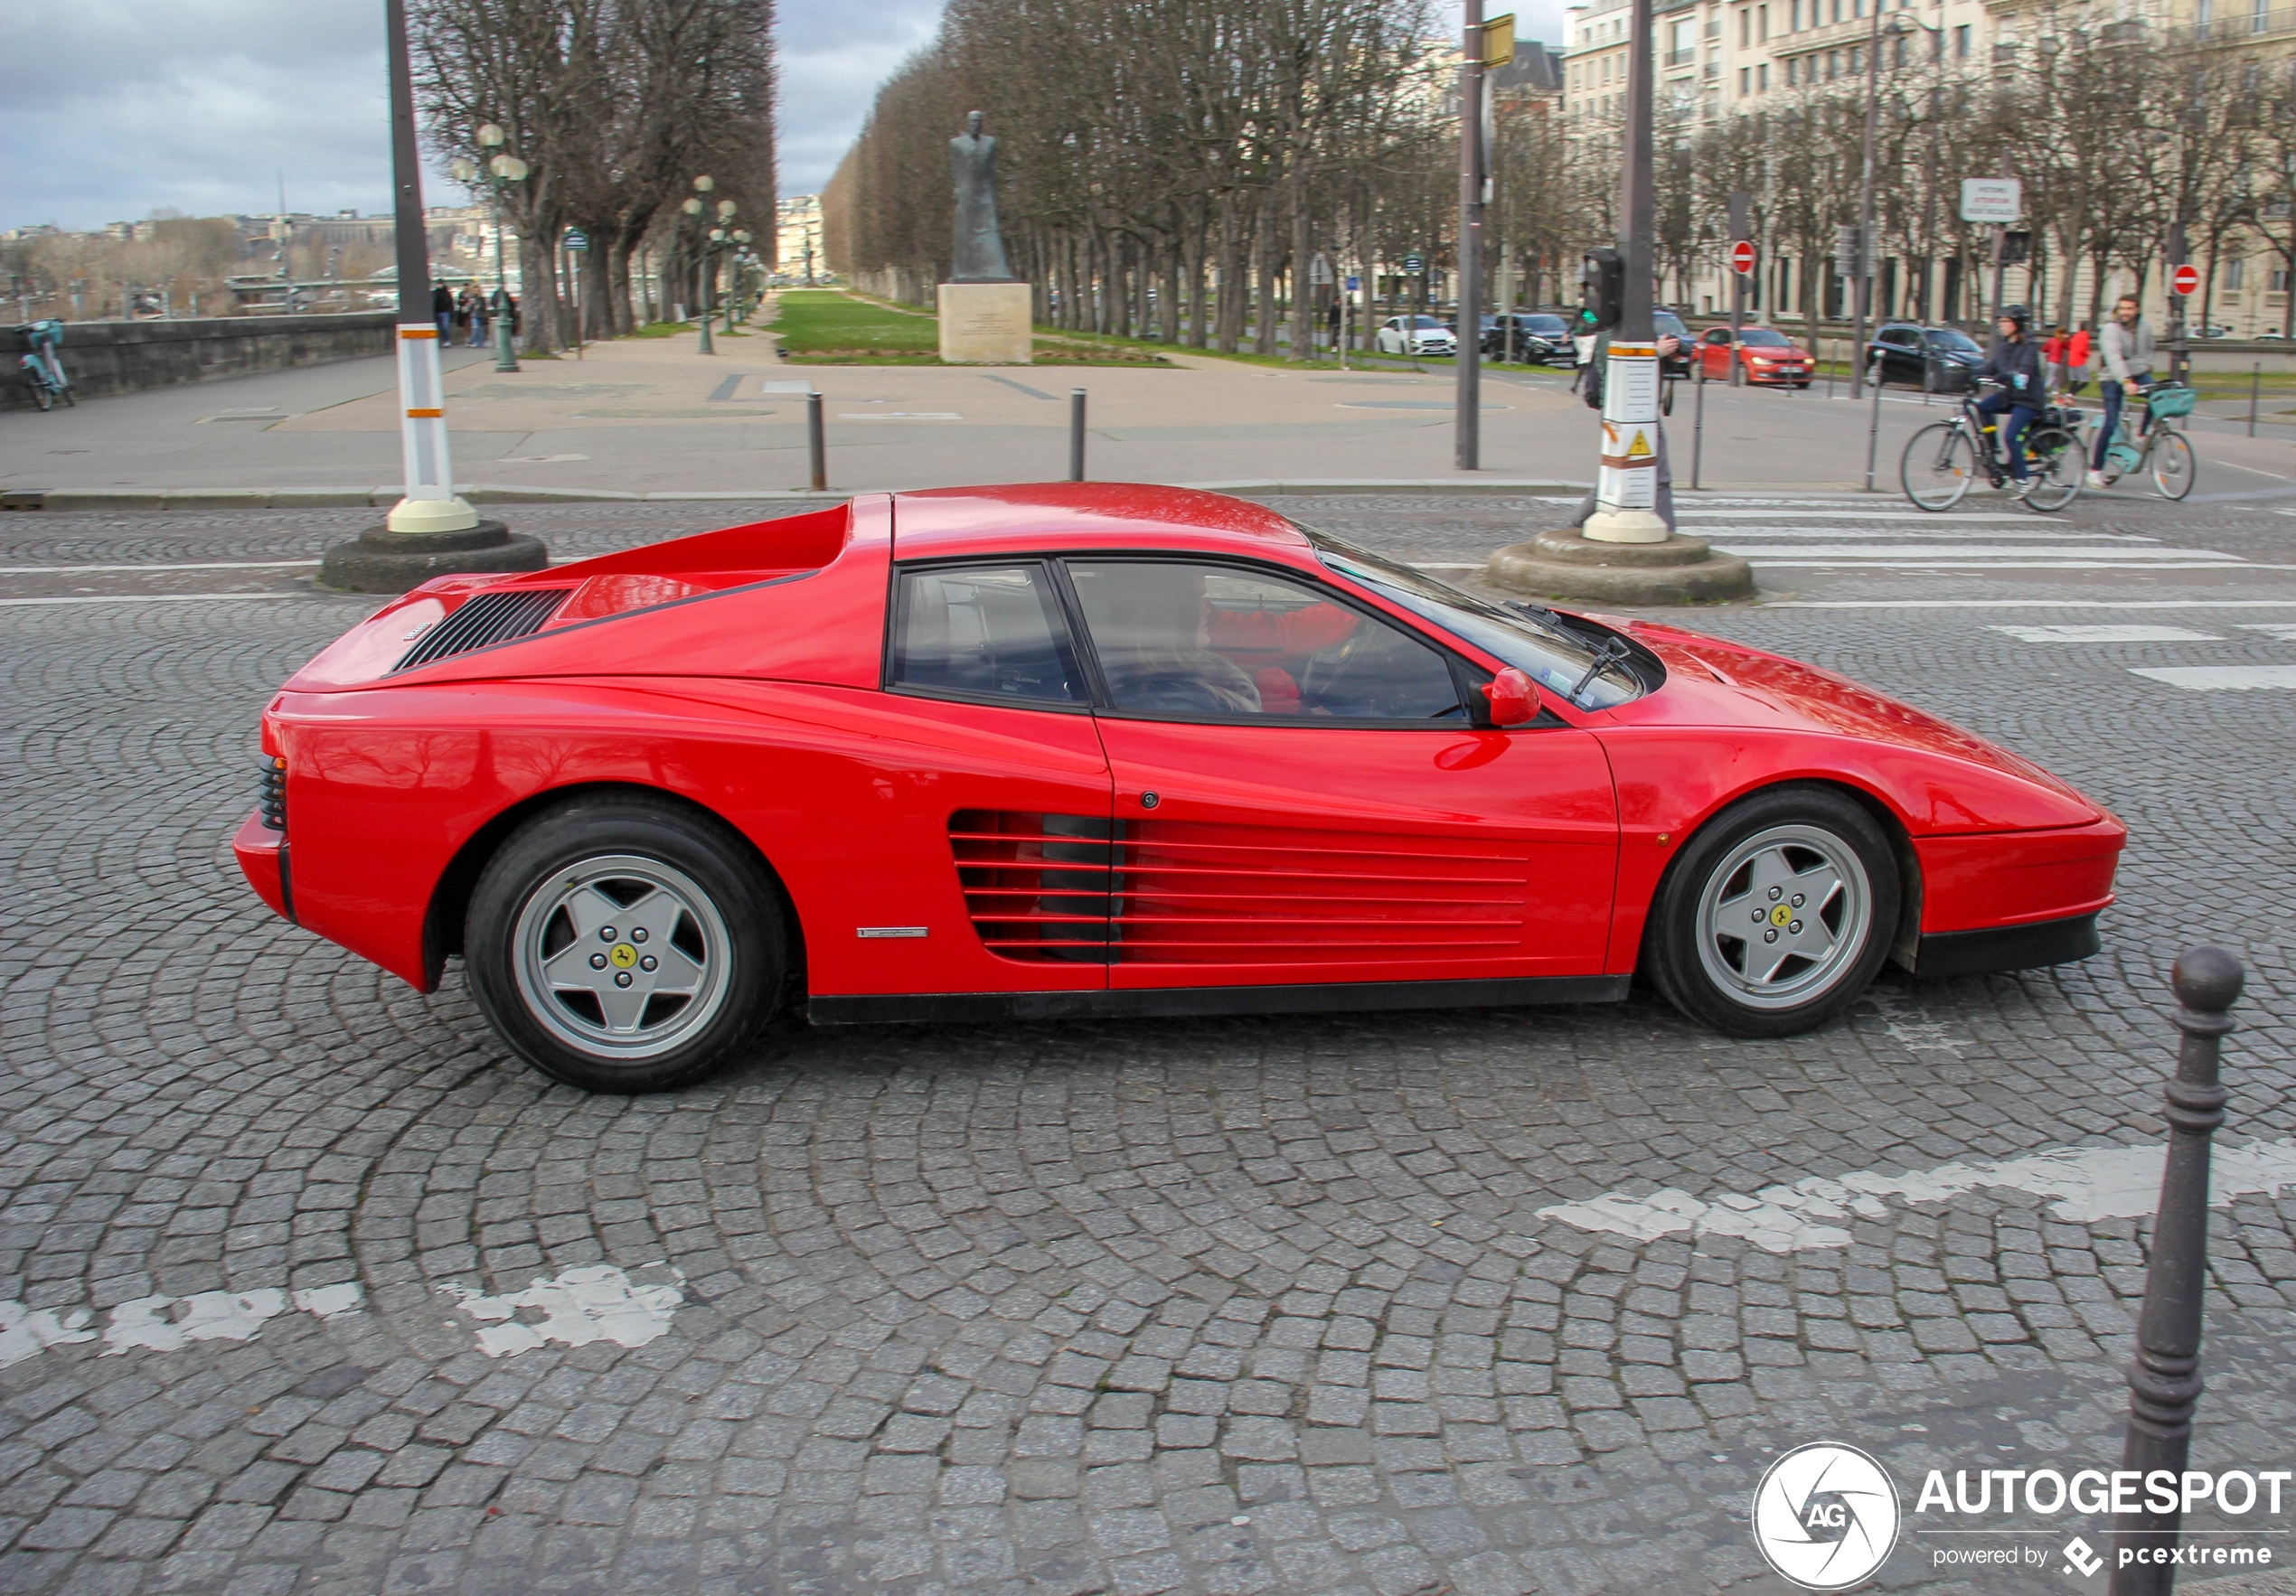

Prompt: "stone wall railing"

[3,313,397,411]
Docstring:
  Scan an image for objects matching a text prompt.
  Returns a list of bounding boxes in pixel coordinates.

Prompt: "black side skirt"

[1914,912,2101,981]
[809,973,1632,1027]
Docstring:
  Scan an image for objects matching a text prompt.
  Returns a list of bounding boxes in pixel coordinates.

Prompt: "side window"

[890,564,1087,706]
[1066,560,1464,722]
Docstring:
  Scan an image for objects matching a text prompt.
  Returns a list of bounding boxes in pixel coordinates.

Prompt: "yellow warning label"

[1626,429,1653,459]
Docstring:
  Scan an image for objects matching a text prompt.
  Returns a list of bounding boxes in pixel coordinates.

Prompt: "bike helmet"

[2000,304,2033,331]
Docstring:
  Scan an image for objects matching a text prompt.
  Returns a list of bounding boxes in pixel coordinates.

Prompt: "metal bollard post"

[1864,358,1885,492]
[1069,388,1087,482]
[1690,359,1705,491]
[2109,944,2245,1596]
[2249,363,2260,438]
[806,391,827,493]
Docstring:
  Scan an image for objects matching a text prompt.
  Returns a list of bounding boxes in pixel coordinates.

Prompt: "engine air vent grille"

[949,811,1116,963]
[394,587,572,672]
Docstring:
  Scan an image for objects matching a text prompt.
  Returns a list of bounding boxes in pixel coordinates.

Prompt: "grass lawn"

[767,289,1168,366]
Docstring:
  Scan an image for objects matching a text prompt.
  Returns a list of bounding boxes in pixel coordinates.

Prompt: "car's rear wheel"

[466,795,786,1093]
[1645,786,1899,1038]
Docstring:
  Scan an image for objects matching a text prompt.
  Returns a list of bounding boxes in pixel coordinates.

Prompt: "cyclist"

[1974,305,2046,493]
[2091,293,2155,486]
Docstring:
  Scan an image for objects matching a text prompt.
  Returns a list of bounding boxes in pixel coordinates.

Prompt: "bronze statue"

[948,111,1014,281]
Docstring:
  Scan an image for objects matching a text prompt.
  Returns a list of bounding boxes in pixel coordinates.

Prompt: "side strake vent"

[394,587,571,672]
[950,811,1116,963]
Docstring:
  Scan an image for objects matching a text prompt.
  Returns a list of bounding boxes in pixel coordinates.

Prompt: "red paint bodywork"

[1696,331,1816,386]
[234,484,2122,1002]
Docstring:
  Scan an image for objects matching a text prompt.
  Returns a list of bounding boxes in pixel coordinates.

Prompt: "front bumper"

[233,811,294,924]
[1915,911,2100,981]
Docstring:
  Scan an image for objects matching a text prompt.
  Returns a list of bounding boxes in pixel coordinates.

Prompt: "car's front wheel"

[465,794,786,1092]
[1644,785,1899,1037]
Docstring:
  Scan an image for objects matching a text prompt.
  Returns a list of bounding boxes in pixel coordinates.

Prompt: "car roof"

[889,483,1314,562]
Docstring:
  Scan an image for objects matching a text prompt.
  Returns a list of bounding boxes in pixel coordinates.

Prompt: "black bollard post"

[2109,944,2244,1596]
[806,391,827,493]
[2249,363,2260,439]
[1069,388,1087,482]
[1691,358,1704,491]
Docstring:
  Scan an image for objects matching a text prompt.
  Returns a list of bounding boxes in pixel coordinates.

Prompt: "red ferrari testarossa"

[237,484,2122,1092]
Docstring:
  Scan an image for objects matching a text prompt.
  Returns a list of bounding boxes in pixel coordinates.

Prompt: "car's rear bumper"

[1914,910,2100,981]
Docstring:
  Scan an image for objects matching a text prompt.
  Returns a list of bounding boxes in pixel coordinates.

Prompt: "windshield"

[1304,530,1651,709]
[1739,327,1792,347]
[1521,315,1567,334]
[1410,315,1445,329]
[1653,311,1689,339]
[1928,329,1981,352]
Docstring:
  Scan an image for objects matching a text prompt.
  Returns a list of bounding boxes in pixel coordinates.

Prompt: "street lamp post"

[718,200,739,333]
[690,176,716,355]
[1583,0,1666,543]
[470,124,527,371]
[732,230,753,324]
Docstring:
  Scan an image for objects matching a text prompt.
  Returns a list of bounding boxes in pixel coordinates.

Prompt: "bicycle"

[14,320,72,411]
[2088,381,2197,501]
[1899,380,2082,512]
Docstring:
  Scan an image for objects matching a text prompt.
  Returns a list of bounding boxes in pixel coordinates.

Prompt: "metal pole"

[1691,357,1704,490]
[1582,0,1667,543]
[1456,0,1485,471]
[1850,3,1884,401]
[806,391,826,493]
[1728,192,1750,388]
[1864,346,1885,491]
[1069,388,1087,481]
[697,237,716,356]
[2168,221,2191,386]
[2250,362,2260,437]
[2110,945,2244,1596]
[492,180,518,373]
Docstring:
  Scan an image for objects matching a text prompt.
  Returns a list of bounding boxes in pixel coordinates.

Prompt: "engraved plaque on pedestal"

[936,282,1032,364]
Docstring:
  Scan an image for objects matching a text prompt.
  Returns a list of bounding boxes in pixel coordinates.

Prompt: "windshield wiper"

[1565,635,1632,705]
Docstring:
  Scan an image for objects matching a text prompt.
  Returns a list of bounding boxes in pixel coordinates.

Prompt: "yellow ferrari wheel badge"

[609,943,638,968]
[1770,905,1793,927]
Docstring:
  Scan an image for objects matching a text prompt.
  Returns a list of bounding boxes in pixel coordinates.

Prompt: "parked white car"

[1375,315,1455,356]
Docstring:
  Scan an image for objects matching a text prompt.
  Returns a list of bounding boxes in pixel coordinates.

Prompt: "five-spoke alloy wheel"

[466,796,786,1092]
[1646,785,1900,1037]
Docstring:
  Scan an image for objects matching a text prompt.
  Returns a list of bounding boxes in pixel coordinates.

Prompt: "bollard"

[2110,944,2244,1596]
[806,391,827,493]
[2250,363,2261,438]
[1690,359,1705,491]
[1864,358,1885,492]
[1069,388,1087,482]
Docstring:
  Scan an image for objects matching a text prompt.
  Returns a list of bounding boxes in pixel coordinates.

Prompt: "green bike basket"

[2146,384,2196,418]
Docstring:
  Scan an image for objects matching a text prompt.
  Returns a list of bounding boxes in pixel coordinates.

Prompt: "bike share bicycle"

[2084,380,2197,500]
[14,321,73,411]
[1899,378,2083,512]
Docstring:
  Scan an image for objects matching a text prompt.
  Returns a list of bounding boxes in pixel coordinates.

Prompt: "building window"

[2197,0,2214,23]
[1791,0,1801,27]
[1759,61,1770,88]
[1740,66,1751,92]
[1759,3,1769,40]
[1741,7,1752,43]
[1954,23,1971,54]
[2256,0,2270,32]
[2274,268,2292,293]
[2225,258,2246,291]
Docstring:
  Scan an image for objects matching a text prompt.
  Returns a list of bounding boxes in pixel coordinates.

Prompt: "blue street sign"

[1345,276,1360,292]
[563,230,589,252]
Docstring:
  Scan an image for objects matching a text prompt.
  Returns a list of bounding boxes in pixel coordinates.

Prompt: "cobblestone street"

[3,494,2294,1595]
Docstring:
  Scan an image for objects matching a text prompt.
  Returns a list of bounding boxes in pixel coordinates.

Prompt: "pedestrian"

[2065,321,2093,395]
[432,282,454,343]
[2042,324,2069,395]
[1326,300,1341,354]
[1569,327,1680,533]
[2092,294,2156,484]
[468,291,490,348]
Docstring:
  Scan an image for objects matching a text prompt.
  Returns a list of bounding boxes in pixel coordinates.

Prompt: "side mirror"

[1480,666,1539,728]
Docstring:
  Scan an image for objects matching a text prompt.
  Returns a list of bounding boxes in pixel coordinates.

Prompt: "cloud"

[775,0,945,196]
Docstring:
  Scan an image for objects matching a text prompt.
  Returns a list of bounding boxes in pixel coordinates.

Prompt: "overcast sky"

[1,0,1562,232]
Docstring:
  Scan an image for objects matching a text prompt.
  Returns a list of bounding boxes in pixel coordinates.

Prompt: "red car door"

[1063,559,1619,991]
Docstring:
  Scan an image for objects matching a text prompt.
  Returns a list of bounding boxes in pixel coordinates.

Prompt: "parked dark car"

[1485,312,1575,363]
[1868,324,1983,391]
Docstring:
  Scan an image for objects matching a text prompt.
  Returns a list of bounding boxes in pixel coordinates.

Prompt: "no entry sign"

[2170,262,2201,297]
[1730,239,1756,277]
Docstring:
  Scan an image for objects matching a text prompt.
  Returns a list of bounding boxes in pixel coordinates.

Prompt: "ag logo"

[1751,1442,1900,1590]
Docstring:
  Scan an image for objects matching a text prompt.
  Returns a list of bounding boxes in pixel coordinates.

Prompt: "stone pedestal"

[1486,527,1753,606]
[937,282,1032,364]
[318,520,550,594]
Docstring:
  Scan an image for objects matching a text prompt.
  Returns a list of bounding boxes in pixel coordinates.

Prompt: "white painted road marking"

[2130,665,2296,690]
[1990,624,2225,643]
[1539,1138,2296,1253]
[441,1264,683,1357]
[0,561,322,575]
[2242,622,2296,640]
[0,1285,364,1369]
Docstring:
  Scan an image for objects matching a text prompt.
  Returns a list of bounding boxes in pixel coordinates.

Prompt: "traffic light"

[1580,248,1623,330]
[2001,230,2031,266]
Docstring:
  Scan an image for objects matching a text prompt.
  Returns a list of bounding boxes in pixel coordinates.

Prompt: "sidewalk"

[5,322,2291,501]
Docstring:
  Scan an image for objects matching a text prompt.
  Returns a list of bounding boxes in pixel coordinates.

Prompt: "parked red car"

[236,485,2122,1092]
[1695,324,1814,387]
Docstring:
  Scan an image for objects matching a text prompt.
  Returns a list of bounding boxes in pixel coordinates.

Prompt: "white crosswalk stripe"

[1675,496,2254,574]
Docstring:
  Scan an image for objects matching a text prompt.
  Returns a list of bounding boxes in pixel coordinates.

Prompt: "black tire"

[28,380,52,413]
[465,794,786,1092]
[2018,425,2083,512]
[1660,376,1676,416]
[60,384,74,408]
[2150,430,2196,500]
[1643,784,1900,1038]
